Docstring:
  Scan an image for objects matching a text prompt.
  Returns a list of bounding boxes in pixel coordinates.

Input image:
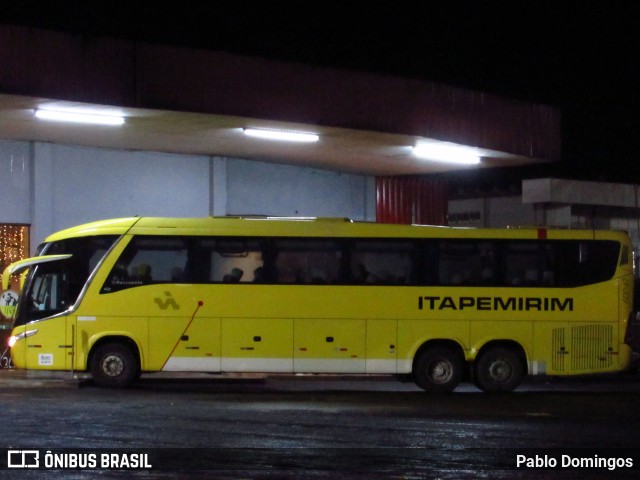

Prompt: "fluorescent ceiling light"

[243,128,319,143]
[412,142,481,165]
[35,109,125,126]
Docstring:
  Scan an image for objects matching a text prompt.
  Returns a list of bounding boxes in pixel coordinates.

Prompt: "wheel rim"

[428,359,453,384]
[100,354,125,377]
[488,358,512,383]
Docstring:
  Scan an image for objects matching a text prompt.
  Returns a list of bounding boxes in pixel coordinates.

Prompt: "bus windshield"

[15,235,119,326]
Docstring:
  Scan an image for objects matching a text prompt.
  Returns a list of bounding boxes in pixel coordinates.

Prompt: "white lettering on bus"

[418,295,574,312]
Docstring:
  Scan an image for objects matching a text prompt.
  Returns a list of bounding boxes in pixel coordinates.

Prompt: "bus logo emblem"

[154,292,179,310]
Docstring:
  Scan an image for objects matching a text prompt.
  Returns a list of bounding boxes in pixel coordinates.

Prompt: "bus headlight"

[9,329,38,347]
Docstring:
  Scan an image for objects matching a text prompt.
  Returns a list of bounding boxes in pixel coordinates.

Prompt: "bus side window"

[555,240,619,287]
[350,240,416,285]
[272,239,343,284]
[437,241,497,286]
[101,237,188,292]
[201,238,265,283]
[503,242,555,287]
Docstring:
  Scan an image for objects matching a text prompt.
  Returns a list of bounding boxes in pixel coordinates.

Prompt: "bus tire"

[473,347,524,393]
[414,346,463,393]
[90,343,138,389]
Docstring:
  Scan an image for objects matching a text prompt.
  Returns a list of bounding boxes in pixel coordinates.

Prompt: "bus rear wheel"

[473,347,524,393]
[90,343,138,389]
[414,346,463,393]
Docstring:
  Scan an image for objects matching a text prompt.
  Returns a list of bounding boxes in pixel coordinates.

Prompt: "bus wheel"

[414,346,463,393]
[473,347,524,393]
[90,343,137,389]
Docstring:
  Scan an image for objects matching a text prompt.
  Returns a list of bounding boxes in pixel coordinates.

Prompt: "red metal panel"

[415,178,448,226]
[376,177,448,225]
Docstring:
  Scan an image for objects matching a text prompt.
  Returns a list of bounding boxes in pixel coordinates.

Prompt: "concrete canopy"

[0,25,560,176]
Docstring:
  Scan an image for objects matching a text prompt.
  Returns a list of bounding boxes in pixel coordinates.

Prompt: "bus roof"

[43,216,629,243]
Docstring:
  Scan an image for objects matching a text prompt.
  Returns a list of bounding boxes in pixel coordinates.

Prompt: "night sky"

[2,1,637,183]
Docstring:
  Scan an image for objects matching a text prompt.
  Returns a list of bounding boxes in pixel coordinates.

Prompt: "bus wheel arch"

[412,340,466,393]
[473,341,527,393]
[88,336,141,389]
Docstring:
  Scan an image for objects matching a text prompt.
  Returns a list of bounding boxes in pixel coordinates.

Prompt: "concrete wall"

[0,140,375,253]
[523,178,640,253]
[222,158,374,219]
[0,140,31,224]
[448,196,536,228]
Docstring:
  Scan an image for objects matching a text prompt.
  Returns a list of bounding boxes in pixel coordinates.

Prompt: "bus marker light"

[9,329,38,346]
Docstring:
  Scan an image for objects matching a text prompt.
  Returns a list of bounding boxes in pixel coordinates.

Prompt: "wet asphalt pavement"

[1,370,639,479]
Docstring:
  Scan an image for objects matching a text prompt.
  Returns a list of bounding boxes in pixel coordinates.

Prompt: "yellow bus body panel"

[221,318,293,372]
[10,318,72,370]
[7,217,635,381]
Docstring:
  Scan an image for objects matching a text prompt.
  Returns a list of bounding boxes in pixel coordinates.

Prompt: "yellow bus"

[3,216,636,392]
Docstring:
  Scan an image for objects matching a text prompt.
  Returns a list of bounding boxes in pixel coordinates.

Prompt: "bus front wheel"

[414,346,464,393]
[90,343,138,389]
[473,347,524,393]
